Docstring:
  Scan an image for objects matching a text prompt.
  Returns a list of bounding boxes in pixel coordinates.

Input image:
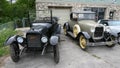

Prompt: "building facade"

[36,0,120,25]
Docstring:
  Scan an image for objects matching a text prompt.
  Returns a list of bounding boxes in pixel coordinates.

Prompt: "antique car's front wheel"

[79,35,87,50]
[53,45,59,63]
[10,43,20,62]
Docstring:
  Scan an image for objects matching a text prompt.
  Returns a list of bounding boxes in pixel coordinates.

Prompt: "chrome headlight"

[17,37,24,43]
[50,36,59,45]
[41,36,48,43]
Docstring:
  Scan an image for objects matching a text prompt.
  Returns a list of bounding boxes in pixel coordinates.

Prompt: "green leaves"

[0,0,35,23]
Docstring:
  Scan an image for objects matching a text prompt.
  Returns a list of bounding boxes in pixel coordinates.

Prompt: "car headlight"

[91,27,95,33]
[41,36,48,43]
[17,37,24,43]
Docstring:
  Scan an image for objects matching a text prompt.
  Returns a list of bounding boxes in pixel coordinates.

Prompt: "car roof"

[71,11,95,14]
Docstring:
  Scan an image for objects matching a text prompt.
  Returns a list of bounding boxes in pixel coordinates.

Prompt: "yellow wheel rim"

[63,27,67,35]
[79,35,86,49]
[73,27,78,37]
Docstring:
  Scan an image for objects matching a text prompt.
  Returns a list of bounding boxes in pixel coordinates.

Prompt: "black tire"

[79,34,87,50]
[10,43,20,62]
[53,45,59,64]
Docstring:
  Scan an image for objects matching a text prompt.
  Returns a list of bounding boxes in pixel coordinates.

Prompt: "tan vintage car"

[63,11,117,50]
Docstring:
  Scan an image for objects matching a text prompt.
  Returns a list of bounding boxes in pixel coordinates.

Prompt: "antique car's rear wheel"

[53,45,59,63]
[79,35,87,50]
[10,43,20,62]
[63,26,68,35]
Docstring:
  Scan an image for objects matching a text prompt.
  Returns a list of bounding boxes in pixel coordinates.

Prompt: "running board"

[67,31,76,39]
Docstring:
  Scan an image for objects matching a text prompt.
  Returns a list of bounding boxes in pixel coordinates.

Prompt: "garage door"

[49,8,71,25]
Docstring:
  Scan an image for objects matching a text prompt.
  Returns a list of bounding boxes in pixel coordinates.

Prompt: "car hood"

[27,23,52,34]
[108,26,120,35]
[78,20,101,35]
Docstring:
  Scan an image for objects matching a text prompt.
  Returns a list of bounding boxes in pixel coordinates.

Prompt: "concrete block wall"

[36,2,120,20]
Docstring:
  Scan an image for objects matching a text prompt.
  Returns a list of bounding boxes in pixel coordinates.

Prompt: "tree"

[0,0,9,23]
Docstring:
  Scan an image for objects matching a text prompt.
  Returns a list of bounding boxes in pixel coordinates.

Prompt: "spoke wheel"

[79,35,87,50]
[10,43,20,62]
[63,26,67,35]
[53,45,59,64]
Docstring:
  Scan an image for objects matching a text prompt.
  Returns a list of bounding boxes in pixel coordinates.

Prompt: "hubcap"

[79,35,86,49]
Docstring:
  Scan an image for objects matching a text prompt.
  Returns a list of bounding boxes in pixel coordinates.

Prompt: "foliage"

[0,0,35,24]
[0,29,17,57]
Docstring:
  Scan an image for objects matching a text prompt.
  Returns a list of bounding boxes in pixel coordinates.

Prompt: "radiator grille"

[27,34,41,47]
[94,27,104,38]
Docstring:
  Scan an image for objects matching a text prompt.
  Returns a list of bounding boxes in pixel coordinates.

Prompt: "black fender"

[50,24,61,45]
[4,35,18,45]
[63,22,70,30]
[52,24,61,35]
[77,32,90,39]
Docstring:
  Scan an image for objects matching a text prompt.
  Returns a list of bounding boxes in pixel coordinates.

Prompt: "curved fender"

[5,35,18,45]
[56,24,61,34]
[110,32,118,37]
[63,22,69,30]
[78,32,90,39]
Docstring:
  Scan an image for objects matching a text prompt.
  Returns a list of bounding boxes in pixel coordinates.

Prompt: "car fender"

[52,24,61,35]
[63,22,70,30]
[5,35,18,45]
[77,32,90,39]
[56,24,61,34]
[108,31,118,37]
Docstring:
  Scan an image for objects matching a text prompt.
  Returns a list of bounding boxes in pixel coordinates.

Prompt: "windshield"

[78,13,95,20]
[108,21,120,26]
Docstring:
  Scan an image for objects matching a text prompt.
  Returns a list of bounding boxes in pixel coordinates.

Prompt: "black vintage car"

[5,10,61,63]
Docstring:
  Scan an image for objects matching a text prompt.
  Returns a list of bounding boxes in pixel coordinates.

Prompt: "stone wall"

[36,2,120,20]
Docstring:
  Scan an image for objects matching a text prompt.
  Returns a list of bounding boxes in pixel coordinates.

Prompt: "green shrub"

[0,29,17,57]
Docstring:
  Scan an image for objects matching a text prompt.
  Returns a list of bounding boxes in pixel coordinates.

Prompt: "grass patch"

[0,29,17,57]
[0,47,9,57]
